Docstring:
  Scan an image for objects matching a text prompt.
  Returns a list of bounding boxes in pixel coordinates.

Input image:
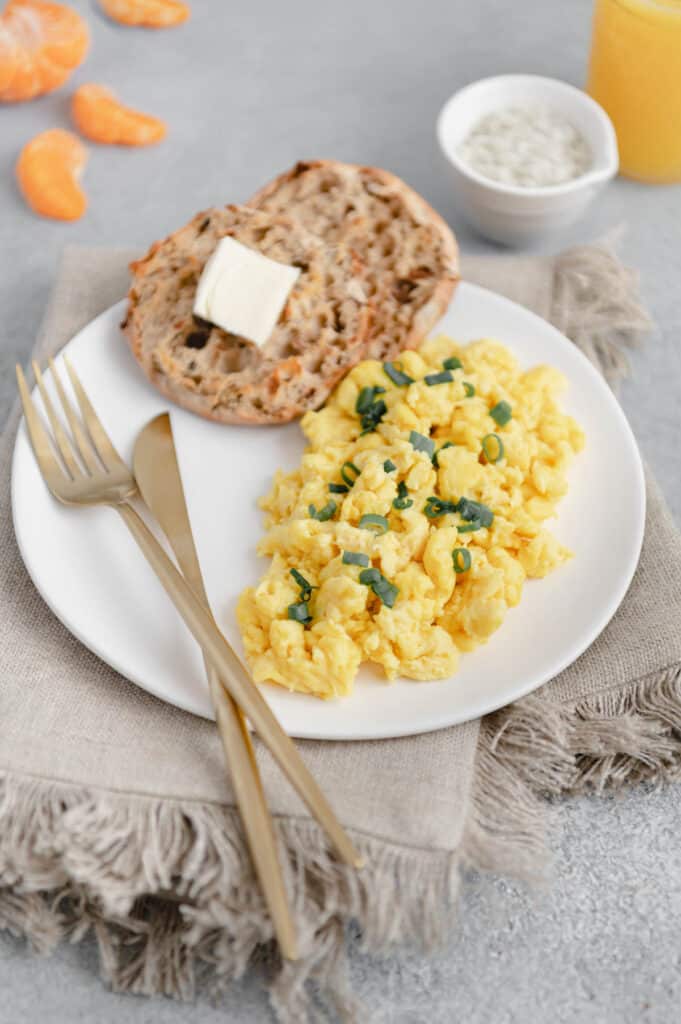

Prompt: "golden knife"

[133,412,298,960]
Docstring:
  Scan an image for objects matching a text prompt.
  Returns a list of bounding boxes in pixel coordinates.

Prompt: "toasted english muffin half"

[123,204,372,424]
[248,160,459,361]
[123,161,458,424]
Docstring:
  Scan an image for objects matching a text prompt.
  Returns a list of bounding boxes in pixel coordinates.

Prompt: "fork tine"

[48,358,101,475]
[31,361,82,480]
[16,365,68,487]
[62,356,125,470]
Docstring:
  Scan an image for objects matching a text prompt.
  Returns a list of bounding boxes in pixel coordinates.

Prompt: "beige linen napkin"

[2,243,679,1023]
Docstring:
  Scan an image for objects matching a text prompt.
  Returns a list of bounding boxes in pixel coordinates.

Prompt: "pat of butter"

[193,236,300,347]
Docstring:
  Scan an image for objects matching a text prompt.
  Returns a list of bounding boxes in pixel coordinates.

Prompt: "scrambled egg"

[237,336,585,699]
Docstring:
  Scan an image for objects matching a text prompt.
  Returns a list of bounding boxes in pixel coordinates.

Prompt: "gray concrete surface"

[1,0,680,1020]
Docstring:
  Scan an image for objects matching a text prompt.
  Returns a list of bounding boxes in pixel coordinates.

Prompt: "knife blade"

[132,412,298,960]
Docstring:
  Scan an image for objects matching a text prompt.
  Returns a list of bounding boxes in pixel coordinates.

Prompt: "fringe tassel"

[0,774,457,1021]
[476,664,681,810]
[552,231,652,389]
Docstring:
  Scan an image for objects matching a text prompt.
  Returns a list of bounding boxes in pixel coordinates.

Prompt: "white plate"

[11,284,645,740]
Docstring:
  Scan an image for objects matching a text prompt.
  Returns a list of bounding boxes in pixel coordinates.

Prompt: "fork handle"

[114,502,362,870]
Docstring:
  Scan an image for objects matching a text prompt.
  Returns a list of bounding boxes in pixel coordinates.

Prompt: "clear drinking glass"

[587,0,681,183]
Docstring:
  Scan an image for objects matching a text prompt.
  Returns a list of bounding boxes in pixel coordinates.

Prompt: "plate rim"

[11,283,646,739]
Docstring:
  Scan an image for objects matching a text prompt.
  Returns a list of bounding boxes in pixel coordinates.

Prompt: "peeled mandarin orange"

[0,27,21,96]
[97,0,189,28]
[0,0,89,103]
[71,83,167,146]
[16,128,87,220]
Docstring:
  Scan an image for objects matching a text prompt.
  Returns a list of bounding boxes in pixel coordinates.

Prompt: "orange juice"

[587,0,681,182]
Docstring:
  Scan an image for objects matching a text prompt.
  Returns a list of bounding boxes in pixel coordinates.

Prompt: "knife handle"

[207,666,299,960]
[114,501,363,871]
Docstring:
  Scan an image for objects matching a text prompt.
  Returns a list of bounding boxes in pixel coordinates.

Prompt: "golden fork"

[16,358,363,914]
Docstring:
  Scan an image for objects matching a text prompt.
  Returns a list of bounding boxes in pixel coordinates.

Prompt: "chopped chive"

[309,500,337,522]
[424,370,454,387]
[392,480,413,510]
[456,497,494,528]
[383,458,397,473]
[342,550,370,567]
[359,513,389,535]
[481,433,505,464]
[457,521,481,534]
[356,386,386,414]
[443,356,463,371]
[329,482,349,494]
[359,398,387,433]
[341,461,361,487]
[463,382,475,397]
[452,548,472,573]
[433,440,455,468]
[359,568,399,608]
[287,600,312,624]
[409,430,435,459]
[356,385,388,433]
[373,579,399,608]
[290,568,315,598]
[383,361,414,387]
[423,496,459,519]
[490,400,512,426]
[423,495,494,526]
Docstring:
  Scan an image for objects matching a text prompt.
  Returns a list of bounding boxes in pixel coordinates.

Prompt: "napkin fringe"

[0,772,458,1021]
[2,665,680,1021]
[476,664,681,815]
[552,233,652,389]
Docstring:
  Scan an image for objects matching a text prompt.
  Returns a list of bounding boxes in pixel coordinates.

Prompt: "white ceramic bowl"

[437,74,619,247]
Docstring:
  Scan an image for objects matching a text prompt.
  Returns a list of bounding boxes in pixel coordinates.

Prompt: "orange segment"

[71,84,167,146]
[0,23,21,93]
[0,0,88,102]
[16,128,87,220]
[97,0,189,28]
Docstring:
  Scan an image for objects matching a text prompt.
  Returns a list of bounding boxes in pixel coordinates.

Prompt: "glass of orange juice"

[587,0,681,182]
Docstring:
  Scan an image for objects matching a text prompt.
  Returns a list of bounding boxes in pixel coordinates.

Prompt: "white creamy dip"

[458,106,592,188]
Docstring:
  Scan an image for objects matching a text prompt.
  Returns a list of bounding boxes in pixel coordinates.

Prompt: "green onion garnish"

[290,568,315,599]
[423,495,494,527]
[356,386,386,414]
[341,461,361,487]
[457,522,481,534]
[424,370,454,387]
[433,440,455,468]
[463,382,475,397]
[456,497,494,528]
[359,513,389,534]
[383,361,414,387]
[443,356,463,371]
[342,551,370,567]
[329,482,349,494]
[490,400,512,426]
[383,459,396,473]
[287,600,312,624]
[392,481,413,510]
[452,548,472,573]
[309,500,337,522]
[423,496,459,519]
[359,568,399,608]
[409,430,435,459]
[359,398,387,433]
[356,386,387,433]
[481,433,505,464]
